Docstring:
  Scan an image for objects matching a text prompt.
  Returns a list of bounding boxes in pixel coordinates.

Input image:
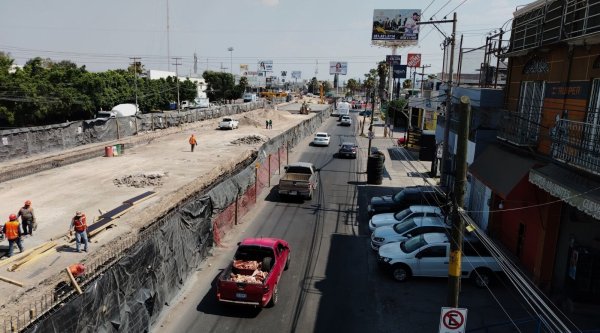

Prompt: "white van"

[336,101,350,119]
[243,93,257,102]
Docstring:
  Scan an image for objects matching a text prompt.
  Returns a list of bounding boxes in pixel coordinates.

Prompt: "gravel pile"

[230,135,267,145]
[113,171,167,188]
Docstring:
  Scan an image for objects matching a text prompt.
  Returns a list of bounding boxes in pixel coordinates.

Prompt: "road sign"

[439,307,467,333]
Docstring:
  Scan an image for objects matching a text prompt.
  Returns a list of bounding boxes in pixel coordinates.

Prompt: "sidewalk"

[356,116,437,189]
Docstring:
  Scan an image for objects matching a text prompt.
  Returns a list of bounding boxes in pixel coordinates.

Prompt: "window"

[584,79,600,156]
[518,81,545,142]
[418,246,447,258]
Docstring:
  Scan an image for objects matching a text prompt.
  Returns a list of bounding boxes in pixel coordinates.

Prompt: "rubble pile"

[113,171,167,188]
[230,135,267,145]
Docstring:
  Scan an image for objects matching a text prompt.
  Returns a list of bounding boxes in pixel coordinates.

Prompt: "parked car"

[377,233,502,287]
[367,186,445,216]
[340,115,352,126]
[216,238,290,307]
[313,132,331,146]
[218,117,239,130]
[370,216,449,250]
[359,110,372,117]
[369,205,444,232]
[338,142,358,159]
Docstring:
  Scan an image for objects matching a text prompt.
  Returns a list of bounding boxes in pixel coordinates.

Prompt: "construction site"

[0,100,331,332]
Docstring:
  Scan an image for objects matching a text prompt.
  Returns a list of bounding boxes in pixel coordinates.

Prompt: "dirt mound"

[238,116,262,128]
[113,171,168,188]
[230,135,268,145]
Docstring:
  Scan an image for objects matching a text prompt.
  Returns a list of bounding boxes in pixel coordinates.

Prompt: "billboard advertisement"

[291,71,301,79]
[329,61,348,75]
[386,55,402,66]
[372,9,421,42]
[240,64,249,72]
[407,53,421,67]
[258,60,273,72]
[393,65,407,79]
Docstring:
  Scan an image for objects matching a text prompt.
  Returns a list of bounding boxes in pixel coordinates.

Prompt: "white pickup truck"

[218,117,239,130]
[377,232,502,287]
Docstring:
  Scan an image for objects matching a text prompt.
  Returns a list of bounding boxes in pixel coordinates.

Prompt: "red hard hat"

[25,200,31,205]
[9,214,17,221]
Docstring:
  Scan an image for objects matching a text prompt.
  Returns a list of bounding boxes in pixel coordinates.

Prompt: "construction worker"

[189,134,197,152]
[18,200,36,237]
[69,211,88,253]
[3,214,23,258]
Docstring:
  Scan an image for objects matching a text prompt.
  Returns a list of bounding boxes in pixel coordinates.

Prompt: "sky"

[0,0,531,83]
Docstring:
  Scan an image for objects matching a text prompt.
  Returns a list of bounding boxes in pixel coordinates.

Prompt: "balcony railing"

[551,119,600,175]
[496,110,540,147]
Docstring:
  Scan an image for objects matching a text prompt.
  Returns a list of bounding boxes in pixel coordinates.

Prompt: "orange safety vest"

[3,220,20,240]
[73,215,87,232]
[189,136,197,145]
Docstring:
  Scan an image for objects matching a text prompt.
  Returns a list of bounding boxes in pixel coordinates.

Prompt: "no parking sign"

[439,307,467,333]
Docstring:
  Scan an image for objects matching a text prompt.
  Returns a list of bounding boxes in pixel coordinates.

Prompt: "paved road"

[154,111,532,333]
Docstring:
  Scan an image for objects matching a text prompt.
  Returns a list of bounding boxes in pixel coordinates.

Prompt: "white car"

[370,216,449,250]
[340,116,352,126]
[377,233,502,286]
[313,132,331,146]
[369,205,444,232]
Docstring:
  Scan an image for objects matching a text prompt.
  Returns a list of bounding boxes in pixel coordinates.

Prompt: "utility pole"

[228,47,234,75]
[417,64,432,95]
[172,57,182,112]
[418,13,457,186]
[130,57,141,110]
[386,47,397,138]
[447,95,471,308]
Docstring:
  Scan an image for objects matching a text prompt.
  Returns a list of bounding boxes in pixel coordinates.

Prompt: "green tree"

[202,71,236,101]
[346,78,359,95]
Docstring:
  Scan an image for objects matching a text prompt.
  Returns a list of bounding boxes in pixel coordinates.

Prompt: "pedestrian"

[189,134,197,152]
[268,119,272,129]
[69,211,88,253]
[265,120,269,129]
[17,200,36,237]
[3,214,23,258]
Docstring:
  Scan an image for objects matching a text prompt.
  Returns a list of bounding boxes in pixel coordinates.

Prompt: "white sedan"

[370,216,449,250]
[313,132,331,146]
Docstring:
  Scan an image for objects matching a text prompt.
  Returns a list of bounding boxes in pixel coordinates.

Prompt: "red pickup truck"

[216,238,291,307]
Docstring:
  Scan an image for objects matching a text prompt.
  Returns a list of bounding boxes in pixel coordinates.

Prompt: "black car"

[367,186,446,216]
[358,110,372,117]
[338,142,358,159]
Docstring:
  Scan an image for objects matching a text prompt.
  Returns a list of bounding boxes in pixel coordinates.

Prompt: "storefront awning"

[469,144,538,199]
[529,164,600,220]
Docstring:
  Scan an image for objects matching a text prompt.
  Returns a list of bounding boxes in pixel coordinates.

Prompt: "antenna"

[166,0,171,71]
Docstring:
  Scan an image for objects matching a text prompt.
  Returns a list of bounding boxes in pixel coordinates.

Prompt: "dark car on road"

[367,186,446,216]
[338,142,358,159]
[359,110,372,117]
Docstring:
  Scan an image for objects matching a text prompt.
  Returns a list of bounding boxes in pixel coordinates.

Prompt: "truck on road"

[218,117,239,130]
[278,162,318,200]
[216,238,291,307]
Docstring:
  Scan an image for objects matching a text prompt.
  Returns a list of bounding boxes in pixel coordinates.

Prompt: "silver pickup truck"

[377,232,502,287]
[278,162,318,200]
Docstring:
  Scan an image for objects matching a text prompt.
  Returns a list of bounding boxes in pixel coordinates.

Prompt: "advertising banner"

[329,61,348,75]
[372,9,421,42]
[241,71,259,76]
[257,60,273,72]
[291,71,301,79]
[393,65,407,78]
[386,55,402,65]
[240,64,248,72]
[407,53,422,68]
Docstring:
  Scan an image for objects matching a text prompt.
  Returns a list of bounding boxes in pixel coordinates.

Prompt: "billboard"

[329,61,348,75]
[258,60,273,72]
[407,53,421,68]
[291,71,301,79]
[372,9,421,42]
[393,65,407,79]
[386,55,402,66]
[240,64,248,72]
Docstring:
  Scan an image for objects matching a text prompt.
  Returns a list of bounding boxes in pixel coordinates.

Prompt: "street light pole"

[228,47,234,75]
